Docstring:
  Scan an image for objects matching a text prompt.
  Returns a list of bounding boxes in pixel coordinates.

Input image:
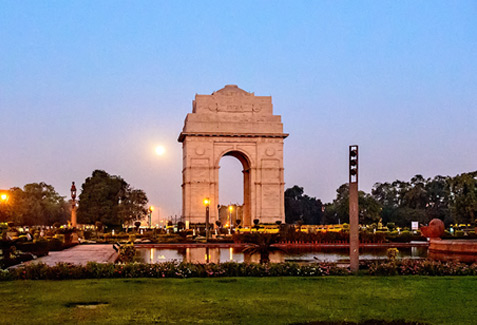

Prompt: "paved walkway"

[28,244,118,266]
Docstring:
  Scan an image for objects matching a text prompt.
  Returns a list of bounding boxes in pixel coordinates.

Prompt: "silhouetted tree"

[449,171,477,224]
[285,186,323,225]
[0,183,68,226]
[78,170,148,227]
[324,184,381,225]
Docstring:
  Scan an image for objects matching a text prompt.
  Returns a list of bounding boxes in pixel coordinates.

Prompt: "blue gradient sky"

[1,1,476,222]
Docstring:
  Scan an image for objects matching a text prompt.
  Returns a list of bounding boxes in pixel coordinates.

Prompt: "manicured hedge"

[366,259,477,276]
[2,259,477,281]
[1,262,348,280]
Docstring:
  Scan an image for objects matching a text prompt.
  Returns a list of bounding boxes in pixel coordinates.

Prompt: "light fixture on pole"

[204,198,210,242]
[70,182,77,227]
[228,205,234,232]
[148,206,154,228]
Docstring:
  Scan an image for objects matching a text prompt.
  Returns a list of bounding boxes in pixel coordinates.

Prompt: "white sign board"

[411,221,419,230]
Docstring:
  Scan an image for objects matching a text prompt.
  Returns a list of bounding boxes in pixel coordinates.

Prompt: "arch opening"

[218,151,252,227]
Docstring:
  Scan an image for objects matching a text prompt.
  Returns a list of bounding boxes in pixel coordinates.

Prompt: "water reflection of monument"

[187,247,285,263]
[137,247,427,263]
[142,247,286,264]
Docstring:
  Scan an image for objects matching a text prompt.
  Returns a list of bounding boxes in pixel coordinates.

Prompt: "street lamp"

[228,205,233,232]
[204,198,210,242]
[148,206,154,228]
[70,182,77,227]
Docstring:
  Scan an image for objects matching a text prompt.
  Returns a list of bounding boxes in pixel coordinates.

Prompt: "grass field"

[1,276,476,324]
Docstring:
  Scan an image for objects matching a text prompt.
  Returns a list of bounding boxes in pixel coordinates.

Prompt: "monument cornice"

[178,132,288,142]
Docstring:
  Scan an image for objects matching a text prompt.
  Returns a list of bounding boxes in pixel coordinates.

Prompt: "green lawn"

[1,277,476,324]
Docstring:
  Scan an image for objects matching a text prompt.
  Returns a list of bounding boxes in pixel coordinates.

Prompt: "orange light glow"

[203,198,210,206]
[0,193,8,201]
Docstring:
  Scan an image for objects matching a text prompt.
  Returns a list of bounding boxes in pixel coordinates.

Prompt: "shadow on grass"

[293,321,429,325]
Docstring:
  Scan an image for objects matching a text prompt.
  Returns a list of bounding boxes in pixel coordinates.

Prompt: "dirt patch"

[65,301,109,309]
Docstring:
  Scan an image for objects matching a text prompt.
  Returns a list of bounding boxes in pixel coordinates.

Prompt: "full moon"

[155,145,166,156]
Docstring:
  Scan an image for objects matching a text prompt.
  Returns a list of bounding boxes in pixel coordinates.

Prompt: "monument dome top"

[212,84,253,96]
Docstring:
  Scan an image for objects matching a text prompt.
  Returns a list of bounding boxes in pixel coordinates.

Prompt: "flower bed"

[1,259,477,281]
[1,261,348,280]
[366,259,477,276]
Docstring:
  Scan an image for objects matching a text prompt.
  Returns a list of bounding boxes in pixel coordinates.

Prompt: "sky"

[1,1,476,223]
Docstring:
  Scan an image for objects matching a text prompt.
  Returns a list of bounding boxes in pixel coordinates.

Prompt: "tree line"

[2,169,475,228]
[285,171,477,227]
[0,182,69,226]
[0,170,148,227]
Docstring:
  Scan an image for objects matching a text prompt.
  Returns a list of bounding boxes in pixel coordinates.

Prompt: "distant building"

[218,204,243,227]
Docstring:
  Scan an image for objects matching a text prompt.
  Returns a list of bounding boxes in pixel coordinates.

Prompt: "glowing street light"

[70,182,77,227]
[204,197,210,242]
[228,205,233,230]
[0,193,8,202]
[148,206,154,228]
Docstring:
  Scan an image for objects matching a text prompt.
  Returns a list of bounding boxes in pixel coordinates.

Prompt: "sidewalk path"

[28,244,118,266]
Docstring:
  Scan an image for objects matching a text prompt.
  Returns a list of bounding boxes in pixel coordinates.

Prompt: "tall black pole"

[349,145,359,273]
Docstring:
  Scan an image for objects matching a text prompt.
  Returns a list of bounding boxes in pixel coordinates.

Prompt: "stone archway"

[178,85,288,226]
[217,149,252,226]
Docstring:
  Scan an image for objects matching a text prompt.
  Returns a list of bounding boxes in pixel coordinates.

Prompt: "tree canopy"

[77,170,149,227]
[285,186,323,225]
[372,172,477,227]
[0,182,69,226]
[323,184,381,225]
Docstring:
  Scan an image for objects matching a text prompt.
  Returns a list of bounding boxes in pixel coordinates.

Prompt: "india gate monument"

[178,85,288,226]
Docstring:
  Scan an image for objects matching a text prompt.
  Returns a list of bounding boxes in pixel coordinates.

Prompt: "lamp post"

[228,205,233,233]
[204,198,210,242]
[70,182,77,227]
[148,206,154,228]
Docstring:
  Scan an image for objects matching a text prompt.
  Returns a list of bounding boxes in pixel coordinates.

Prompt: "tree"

[0,183,68,226]
[117,189,149,225]
[285,186,323,225]
[324,184,381,225]
[77,170,148,227]
[403,175,428,209]
[372,175,455,227]
[449,171,477,224]
[425,175,451,223]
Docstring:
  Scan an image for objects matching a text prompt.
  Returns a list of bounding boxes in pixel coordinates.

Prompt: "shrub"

[387,222,396,231]
[386,248,399,261]
[367,259,477,276]
[2,259,477,281]
[53,234,65,243]
[1,261,352,280]
[117,244,136,263]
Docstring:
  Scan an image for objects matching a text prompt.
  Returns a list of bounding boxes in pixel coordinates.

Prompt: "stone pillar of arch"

[178,85,288,226]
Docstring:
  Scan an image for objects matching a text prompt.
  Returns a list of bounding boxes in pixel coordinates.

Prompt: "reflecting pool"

[135,246,428,264]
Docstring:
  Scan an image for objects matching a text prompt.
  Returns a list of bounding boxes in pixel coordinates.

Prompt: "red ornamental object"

[420,218,445,238]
